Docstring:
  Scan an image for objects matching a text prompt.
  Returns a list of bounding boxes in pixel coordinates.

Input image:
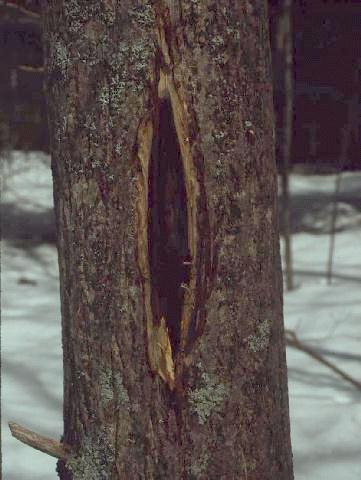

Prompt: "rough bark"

[41,1,293,479]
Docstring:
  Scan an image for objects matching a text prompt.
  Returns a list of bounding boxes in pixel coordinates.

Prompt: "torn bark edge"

[135,69,199,391]
[9,422,71,460]
[136,114,176,391]
[134,9,204,391]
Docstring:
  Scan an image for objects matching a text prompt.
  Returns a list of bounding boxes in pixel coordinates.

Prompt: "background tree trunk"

[274,0,294,291]
[42,1,293,478]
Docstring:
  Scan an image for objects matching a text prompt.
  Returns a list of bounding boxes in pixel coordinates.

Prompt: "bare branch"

[9,422,71,460]
[0,0,41,19]
[18,64,44,73]
[285,329,361,391]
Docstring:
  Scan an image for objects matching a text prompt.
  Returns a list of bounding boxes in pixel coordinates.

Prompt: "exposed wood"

[136,62,203,392]
[9,422,71,460]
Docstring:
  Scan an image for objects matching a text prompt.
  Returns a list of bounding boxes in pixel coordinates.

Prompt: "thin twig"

[0,0,41,19]
[327,86,359,284]
[278,0,294,291]
[9,422,71,460]
[18,64,44,73]
[285,329,361,391]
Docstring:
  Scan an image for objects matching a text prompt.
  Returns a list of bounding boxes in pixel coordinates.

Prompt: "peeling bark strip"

[136,13,213,391]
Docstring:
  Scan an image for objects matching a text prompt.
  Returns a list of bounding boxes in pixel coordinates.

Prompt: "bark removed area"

[136,60,210,391]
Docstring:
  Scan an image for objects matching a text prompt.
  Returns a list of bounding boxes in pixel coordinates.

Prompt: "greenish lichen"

[210,35,225,48]
[66,429,115,480]
[54,2,155,116]
[49,36,72,74]
[91,159,102,169]
[208,24,240,66]
[225,26,241,40]
[99,369,113,404]
[76,36,107,66]
[109,75,126,111]
[64,0,82,19]
[247,319,271,352]
[114,142,123,155]
[183,0,201,17]
[97,85,110,109]
[188,451,209,478]
[55,116,67,141]
[213,129,226,141]
[72,178,99,206]
[101,7,116,26]
[63,0,84,32]
[131,42,152,78]
[114,372,130,406]
[97,76,126,113]
[244,458,257,472]
[128,4,155,28]
[82,115,93,130]
[106,37,154,100]
[64,0,115,31]
[99,368,130,407]
[188,370,229,425]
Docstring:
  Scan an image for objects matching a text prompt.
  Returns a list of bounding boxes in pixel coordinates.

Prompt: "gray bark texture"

[41,1,294,478]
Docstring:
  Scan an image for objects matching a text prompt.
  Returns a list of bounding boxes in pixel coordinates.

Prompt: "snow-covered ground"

[2,151,361,479]
[1,152,63,480]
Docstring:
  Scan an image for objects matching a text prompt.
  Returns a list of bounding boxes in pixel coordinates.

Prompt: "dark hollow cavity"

[148,97,191,356]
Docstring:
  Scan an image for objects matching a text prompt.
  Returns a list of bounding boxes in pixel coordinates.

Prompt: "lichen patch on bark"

[188,369,229,425]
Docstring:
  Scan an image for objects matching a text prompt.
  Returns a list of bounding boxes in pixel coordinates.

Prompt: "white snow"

[2,151,361,479]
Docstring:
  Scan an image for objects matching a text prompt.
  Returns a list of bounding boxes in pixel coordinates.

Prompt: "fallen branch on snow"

[285,329,361,391]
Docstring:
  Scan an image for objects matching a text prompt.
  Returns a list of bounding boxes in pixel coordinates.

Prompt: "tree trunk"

[42,1,293,478]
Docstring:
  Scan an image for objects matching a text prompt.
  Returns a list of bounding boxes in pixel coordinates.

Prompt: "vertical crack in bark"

[148,96,190,359]
[135,17,212,392]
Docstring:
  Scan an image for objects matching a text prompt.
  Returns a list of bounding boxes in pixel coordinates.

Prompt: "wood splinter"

[8,422,71,460]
